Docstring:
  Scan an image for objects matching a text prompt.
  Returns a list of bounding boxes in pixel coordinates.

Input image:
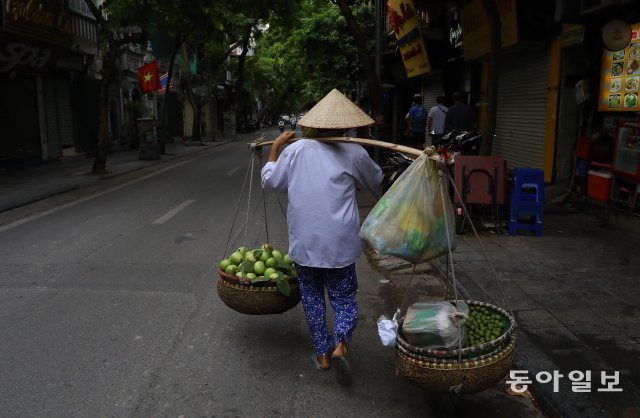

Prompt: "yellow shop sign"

[387,0,431,78]
[598,23,640,112]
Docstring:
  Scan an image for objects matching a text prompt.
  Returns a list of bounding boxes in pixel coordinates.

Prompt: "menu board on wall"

[599,23,640,112]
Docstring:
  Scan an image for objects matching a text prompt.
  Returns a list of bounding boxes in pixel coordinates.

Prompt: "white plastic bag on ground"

[377,309,401,348]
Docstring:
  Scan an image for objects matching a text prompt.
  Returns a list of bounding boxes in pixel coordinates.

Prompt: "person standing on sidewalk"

[404,94,428,148]
[427,95,448,143]
[261,89,382,386]
[444,91,473,133]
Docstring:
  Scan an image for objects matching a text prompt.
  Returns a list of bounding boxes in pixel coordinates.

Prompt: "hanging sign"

[447,10,464,62]
[2,0,72,48]
[386,0,431,78]
[598,23,640,112]
[460,0,518,61]
[560,24,585,48]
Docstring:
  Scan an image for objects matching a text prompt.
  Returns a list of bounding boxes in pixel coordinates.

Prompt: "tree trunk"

[92,49,119,174]
[181,44,202,141]
[334,0,387,140]
[479,0,501,156]
[92,81,111,174]
[158,40,182,153]
[235,23,254,128]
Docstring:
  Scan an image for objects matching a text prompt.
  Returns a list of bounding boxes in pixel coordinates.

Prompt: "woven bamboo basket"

[396,336,503,365]
[217,268,301,315]
[396,333,517,395]
[397,300,516,359]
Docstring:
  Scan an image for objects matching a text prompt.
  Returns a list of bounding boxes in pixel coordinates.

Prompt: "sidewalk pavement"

[429,207,640,418]
[2,137,638,417]
[357,187,640,417]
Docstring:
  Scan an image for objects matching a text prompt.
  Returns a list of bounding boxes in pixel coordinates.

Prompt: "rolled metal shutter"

[421,71,443,109]
[421,71,443,145]
[44,74,74,158]
[493,48,549,170]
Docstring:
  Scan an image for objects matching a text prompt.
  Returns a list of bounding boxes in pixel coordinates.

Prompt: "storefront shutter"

[44,74,74,158]
[421,71,443,145]
[493,48,550,170]
[421,71,443,110]
[56,76,74,148]
[44,77,61,158]
[0,73,40,160]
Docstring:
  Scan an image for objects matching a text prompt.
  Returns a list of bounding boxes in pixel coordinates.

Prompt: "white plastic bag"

[377,309,401,348]
[401,301,469,349]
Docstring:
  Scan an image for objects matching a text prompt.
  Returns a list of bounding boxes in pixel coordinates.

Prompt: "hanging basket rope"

[216,143,301,315]
[392,150,518,395]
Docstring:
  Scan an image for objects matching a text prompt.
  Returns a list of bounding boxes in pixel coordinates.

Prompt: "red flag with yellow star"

[137,61,160,94]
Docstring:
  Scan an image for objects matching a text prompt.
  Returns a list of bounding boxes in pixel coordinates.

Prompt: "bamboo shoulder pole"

[248,136,445,161]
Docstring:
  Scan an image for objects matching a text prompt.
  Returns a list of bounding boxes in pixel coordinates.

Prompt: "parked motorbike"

[380,151,414,193]
[378,130,482,194]
[432,130,482,160]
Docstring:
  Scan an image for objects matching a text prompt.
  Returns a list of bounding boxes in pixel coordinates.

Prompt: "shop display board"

[598,23,640,112]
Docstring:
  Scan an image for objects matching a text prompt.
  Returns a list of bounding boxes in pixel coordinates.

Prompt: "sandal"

[310,353,330,371]
[331,355,353,386]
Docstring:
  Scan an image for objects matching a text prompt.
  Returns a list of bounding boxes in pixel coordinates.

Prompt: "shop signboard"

[560,24,585,48]
[460,0,518,61]
[386,0,431,78]
[598,23,640,112]
[2,0,72,48]
[447,10,464,63]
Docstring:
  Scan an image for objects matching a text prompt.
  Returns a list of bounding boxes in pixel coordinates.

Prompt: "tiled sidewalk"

[432,209,640,418]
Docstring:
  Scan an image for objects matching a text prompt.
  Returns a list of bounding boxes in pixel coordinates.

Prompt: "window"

[69,0,97,17]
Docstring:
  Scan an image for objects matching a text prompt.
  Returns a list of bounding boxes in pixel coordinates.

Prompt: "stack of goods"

[217,244,301,315]
[395,300,517,394]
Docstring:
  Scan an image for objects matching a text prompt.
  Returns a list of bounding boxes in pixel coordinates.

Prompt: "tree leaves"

[253,0,375,114]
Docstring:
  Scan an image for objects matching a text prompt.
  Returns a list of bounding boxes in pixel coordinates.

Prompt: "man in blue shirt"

[404,94,428,149]
[262,89,382,386]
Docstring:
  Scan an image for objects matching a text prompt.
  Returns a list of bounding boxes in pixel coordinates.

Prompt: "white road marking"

[152,200,195,224]
[0,157,201,233]
[226,167,240,176]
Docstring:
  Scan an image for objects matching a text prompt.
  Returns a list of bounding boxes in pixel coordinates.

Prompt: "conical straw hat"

[297,89,374,129]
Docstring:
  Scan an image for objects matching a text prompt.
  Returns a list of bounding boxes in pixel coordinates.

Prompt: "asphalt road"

[0,134,439,417]
[0,130,549,417]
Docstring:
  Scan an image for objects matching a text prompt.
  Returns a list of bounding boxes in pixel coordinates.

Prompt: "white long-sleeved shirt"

[261,139,382,268]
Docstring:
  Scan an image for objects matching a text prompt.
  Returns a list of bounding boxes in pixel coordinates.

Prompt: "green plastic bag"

[359,153,456,264]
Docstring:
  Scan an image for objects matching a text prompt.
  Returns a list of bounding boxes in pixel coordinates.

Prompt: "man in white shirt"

[427,95,448,143]
[261,89,382,386]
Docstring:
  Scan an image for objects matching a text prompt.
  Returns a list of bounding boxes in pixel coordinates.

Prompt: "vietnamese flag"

[137,61,160,93]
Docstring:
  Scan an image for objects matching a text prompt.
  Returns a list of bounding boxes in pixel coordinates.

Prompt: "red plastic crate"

[587,170,612,203]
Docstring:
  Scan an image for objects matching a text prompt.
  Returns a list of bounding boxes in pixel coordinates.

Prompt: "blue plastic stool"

[509,168,544,236]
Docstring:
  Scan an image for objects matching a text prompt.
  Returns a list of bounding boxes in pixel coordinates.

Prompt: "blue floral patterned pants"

[294,263,359,356]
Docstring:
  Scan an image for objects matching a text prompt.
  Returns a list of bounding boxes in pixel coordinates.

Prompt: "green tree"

[254,0,375,116]
[333,0,387,139]
[227,0,298,127]
[144,0,227,147]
